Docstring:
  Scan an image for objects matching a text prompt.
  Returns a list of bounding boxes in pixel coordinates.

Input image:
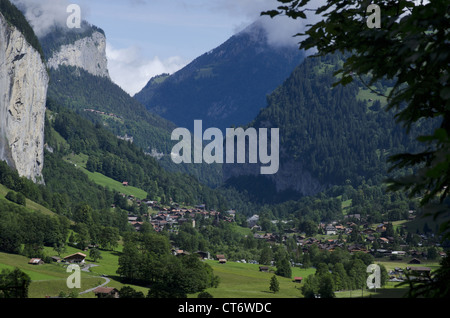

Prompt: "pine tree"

[269,275,280,294]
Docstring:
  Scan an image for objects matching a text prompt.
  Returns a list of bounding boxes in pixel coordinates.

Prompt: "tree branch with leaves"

[262,0,450,297]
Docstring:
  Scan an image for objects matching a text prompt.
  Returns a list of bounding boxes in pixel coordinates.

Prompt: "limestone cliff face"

[0,13,49,183]
[46,31,109,78]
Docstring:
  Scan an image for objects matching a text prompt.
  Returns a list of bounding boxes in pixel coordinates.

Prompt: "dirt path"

[79,263,110,295]
[79,275,111,295]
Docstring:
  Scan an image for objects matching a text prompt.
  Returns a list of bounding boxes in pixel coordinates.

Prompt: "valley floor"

[2,248,440,299]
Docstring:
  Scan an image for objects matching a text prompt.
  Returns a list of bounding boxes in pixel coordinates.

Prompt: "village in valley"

[118,188,446,285]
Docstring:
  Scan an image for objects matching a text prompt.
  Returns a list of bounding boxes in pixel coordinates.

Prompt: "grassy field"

[80,167,147,199]
[3,246,441,299]
[0,251,101,298]
[63,152,148,199]
[0,183,58,218]
[198,261,315,298]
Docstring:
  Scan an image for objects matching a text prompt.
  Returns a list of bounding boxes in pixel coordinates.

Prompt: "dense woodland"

[47,65,224,188]
[45,99,228,211]
[246,52,438,189]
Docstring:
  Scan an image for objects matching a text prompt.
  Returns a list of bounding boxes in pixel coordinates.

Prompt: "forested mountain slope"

[222,53,435,203]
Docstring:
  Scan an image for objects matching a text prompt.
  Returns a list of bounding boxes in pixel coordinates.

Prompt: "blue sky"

[12,0,309,95]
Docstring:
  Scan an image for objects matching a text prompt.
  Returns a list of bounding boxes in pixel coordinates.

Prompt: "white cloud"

[11,0,90,37]
[206,0,326,49]
[106,43,188,96]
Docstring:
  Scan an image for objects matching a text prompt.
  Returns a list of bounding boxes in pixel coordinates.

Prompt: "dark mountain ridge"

[134,20,306,132]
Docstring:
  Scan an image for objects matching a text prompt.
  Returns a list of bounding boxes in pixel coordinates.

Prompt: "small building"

[409,258,421,264]
[259,266,269,272]
[325,225,337,235]
[29,258,44,265]
[407,266,431,274]
[51,256,61,263]
[294,277,303,283]
[406,266,432,280]
[93,287,120,298]
[64,252,86,264]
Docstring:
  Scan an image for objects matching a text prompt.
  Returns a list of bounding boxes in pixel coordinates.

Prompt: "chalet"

[130,221,143,231]
[128,216,138,222]
[51,256,61,263]
[406,266,431,280]
[347,244,367,253]
[122,181,129,187]
[408,266,431,273]
[293,277,303,283]
[409,258,421,264]
[259,266,269,272]
[93,287,120,298]
[29,258,44,265]
[376,224,385,232]
[362,228,376,235]
[379,237,389,244]
[325,225,337,235]
[219,258,227,264]
[64,252,86,264]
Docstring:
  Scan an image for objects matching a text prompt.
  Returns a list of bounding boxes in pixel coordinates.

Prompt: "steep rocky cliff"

[46,30,109,78]
[0,12,49,183]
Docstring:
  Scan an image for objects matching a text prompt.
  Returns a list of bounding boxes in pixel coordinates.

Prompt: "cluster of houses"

[124,199,235,232]
[84,108,122,120]
[250,215,446,262]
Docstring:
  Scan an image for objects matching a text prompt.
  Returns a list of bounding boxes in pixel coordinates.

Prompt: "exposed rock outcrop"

[0,12,49,183]
[46,31,109,78]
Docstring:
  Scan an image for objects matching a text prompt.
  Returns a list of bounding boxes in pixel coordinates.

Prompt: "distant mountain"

[134,20,305,132]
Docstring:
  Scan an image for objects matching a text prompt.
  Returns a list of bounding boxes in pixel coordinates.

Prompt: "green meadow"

[63,152,148,199]
[2,246,442,298]
[196,261,315,298]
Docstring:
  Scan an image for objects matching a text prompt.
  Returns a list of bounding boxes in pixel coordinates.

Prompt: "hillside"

[222,52,437,203]
[43,101,227,211]
[47,66,176,155]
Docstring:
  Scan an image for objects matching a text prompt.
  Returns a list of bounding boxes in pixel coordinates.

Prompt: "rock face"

[0,13,49,183]
[223,154,325,197]
[47,31,109,78]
